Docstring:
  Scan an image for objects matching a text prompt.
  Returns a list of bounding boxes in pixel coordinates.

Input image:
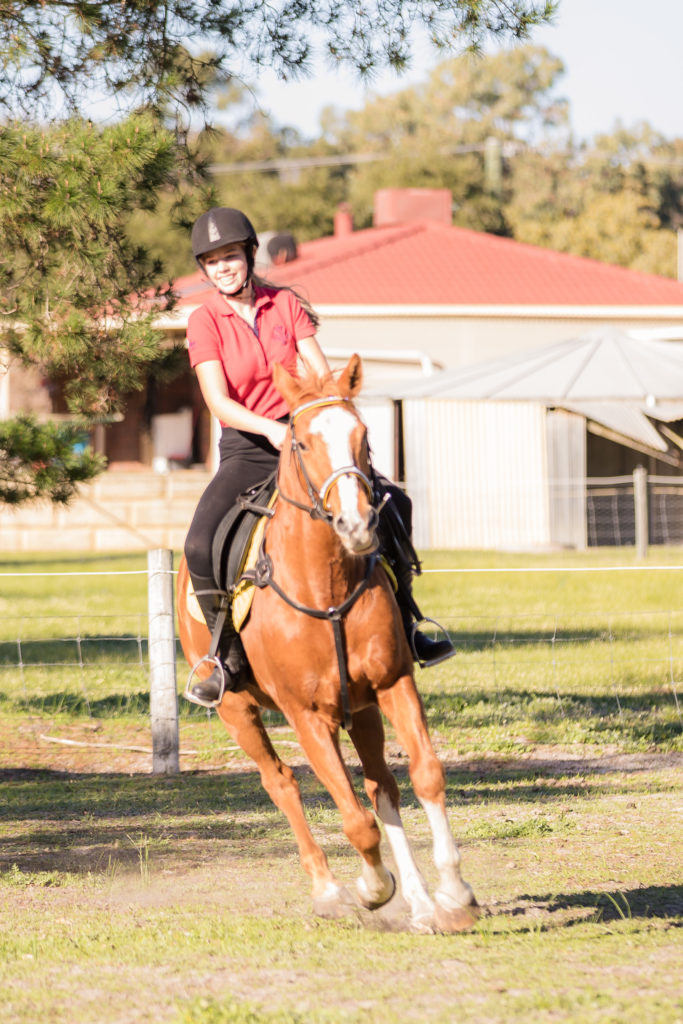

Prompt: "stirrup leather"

[409,617,455,668]
[184,655,228,708]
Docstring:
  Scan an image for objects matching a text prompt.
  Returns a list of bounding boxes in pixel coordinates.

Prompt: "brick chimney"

[334,203,354,237]
[373,188,452,227]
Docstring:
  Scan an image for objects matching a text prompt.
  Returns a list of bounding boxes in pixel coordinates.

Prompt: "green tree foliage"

[0,0,557,503]
[0,416,105,504]
[0,1,557,121]
[0,115,182,418]
[506,125,683,276]
[199,112,347,247]
[192,44,567,243]
[310,45,569,232]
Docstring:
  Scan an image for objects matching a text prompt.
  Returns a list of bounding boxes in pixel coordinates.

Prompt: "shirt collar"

[205,284,274,316]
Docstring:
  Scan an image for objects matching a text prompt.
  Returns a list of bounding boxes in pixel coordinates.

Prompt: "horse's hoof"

[433,897,481,933]
[409,913,437,935]
[313,884,357,919]
[356,870,396,910]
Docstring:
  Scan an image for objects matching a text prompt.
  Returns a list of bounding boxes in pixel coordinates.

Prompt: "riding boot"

[395,566,455,668]
[187,572,247,704]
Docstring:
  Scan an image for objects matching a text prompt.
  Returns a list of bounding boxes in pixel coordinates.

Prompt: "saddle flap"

[211,472,278,592]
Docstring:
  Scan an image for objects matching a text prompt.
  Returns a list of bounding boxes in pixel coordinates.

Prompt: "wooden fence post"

[148,548,179,774]
[633,466,649,561]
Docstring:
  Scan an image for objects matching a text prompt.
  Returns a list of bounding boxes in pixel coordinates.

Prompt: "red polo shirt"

[187,285,317,423]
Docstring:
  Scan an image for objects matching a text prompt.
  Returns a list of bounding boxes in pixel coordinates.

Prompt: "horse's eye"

[297,440,309,453]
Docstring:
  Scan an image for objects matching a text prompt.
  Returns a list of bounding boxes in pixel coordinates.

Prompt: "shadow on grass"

[3,677,681,741]
[1,750,680,880]
[2,752,677,821]
[421,687,683,746]
[0,690,152,716]
[516,884,683,923]
[0,690,288,721]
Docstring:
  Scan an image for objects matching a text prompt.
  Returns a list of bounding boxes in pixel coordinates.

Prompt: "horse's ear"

[338,354,363,398]
[272,361,303,410]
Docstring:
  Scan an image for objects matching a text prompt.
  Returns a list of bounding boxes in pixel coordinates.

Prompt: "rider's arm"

[297,335,331,380]
[195,361,286,450]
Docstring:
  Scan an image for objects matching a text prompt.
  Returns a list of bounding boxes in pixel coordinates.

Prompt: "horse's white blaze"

[309,406,365,524]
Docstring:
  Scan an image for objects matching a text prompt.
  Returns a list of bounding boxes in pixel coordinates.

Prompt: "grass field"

[0,548,681,1023]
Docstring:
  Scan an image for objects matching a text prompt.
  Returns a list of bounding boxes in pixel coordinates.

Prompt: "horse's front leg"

[377,676,480,933]
[350,704,437,931]
[215,692,343,913]
[289,706,394,918]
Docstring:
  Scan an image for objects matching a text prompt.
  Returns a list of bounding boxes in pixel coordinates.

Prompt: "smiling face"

[200,242,250,295]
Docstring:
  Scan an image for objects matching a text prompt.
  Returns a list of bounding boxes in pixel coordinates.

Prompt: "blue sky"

[252,0,683,142]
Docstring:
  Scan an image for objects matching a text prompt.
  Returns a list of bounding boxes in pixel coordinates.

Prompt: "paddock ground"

[1,717,681,1024]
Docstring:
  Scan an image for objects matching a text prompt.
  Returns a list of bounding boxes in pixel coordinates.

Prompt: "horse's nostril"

[334,513,351,536]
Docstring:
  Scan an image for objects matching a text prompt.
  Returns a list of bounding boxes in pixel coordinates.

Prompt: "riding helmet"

[191,207,259,265]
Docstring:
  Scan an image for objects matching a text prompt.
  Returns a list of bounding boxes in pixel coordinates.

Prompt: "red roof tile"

[174,221,683,309]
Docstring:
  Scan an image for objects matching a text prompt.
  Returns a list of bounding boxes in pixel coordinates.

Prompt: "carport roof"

[386,331,683,402]
[380,330,683,460]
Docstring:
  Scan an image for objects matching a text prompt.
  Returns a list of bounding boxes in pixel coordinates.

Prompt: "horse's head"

[273,354,379,556]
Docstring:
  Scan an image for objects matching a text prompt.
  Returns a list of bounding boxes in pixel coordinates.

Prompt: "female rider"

[184,207,453,706]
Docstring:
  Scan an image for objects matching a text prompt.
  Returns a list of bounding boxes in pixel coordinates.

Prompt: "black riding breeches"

[184,427,280,581]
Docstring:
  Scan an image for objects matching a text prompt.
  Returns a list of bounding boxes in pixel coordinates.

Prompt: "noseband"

[280,397,376,522]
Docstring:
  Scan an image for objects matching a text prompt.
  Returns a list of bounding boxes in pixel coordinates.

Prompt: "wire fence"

[1,560,682,763]
[586,475,683,546]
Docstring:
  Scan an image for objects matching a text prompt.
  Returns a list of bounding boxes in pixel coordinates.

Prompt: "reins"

[249,395,380,730]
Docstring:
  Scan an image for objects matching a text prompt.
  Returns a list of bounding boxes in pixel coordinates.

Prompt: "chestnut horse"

[177,355,479,933]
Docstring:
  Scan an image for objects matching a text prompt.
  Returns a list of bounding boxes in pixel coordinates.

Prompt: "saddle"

[211,472,278,596]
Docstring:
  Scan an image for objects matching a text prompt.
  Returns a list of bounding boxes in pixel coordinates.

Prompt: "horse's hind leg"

[376,677,480,933]
[215,693,345,913]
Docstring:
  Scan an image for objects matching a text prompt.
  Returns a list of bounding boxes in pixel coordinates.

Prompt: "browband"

[290,397,351,423]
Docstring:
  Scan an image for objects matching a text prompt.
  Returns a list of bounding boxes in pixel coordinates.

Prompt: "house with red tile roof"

[5,188,683,551]
[160,188,683,396]
[7,188,683,474]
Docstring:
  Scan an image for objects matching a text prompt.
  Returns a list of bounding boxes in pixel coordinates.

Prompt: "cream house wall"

[313,307,683,377]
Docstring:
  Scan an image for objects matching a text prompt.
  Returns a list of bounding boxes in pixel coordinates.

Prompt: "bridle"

[278,396,377,526]
[250,395,381,730]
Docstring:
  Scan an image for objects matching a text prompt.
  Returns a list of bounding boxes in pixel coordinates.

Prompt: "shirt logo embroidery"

[273,325,290,345]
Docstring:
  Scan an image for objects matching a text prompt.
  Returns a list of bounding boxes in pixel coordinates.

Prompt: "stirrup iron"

[184,655,227,708]
[409,617,455,668]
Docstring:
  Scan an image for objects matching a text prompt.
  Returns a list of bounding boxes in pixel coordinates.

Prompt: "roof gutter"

[315,304,683,319]
[155,304,683,331]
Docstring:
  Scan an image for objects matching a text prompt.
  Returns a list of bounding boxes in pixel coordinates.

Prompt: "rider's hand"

[265,420,287,451]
